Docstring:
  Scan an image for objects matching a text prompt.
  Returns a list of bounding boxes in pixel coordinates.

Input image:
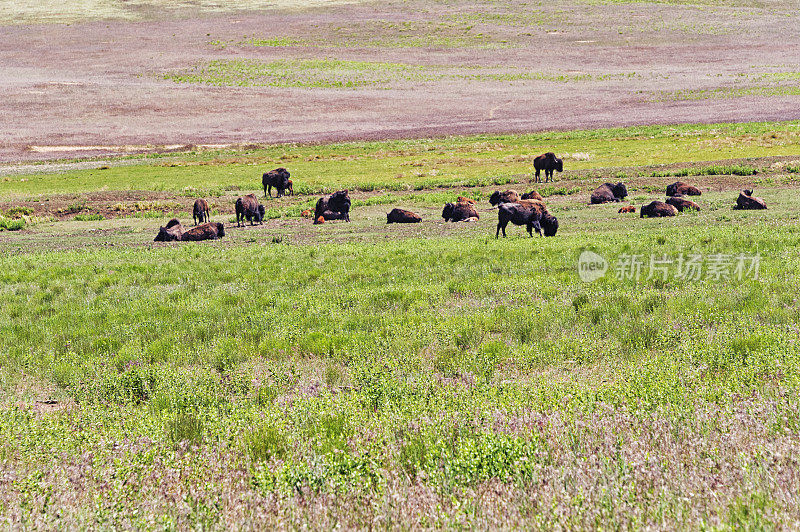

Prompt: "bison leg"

[534,169,541,183]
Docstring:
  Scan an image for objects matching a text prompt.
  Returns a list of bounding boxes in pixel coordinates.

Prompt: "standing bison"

[235,194,265,227]
[533,152,563,183]
[489,190,520,206]
[442,201,479,222]
[193,199,210,225]
[590,182,628,204]
[387,208,422,223]
[314,190,351,224]
[262,168,292,198]
[496,200,558,237]
[640,201,678,218]
[734,189,767,210]
[666,181,701,197]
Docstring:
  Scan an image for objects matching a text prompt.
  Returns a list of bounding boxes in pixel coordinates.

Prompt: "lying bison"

[666,196,701,212]
[193,199,210,225]
[496,200,558,237]
[457,196,477,205]
[640,201,678,218]
[235,194,265,227]
[181,222,225,241]
[387,208,422,223]
[489,190,520,206]
[521,190,544,201]
[533,152,563,183]
[666,181,701,197]
[618,205,636,213]
[734,189,767,210]
[442,201,479,222]
[154,218,184,242]
[314,190,351,224]
[591,182,628,204]
[262,167,292,198]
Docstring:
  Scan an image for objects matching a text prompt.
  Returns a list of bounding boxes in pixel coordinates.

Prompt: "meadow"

[1,122,800,527]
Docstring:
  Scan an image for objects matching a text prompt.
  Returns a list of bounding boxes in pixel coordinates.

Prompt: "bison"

[533,152,563,183]
[734,189,767,210]
[193,199,210,225]
[489,190,520,206]
[235,194,265,227]
[286,179,294,196]
[314,190,351,224]
[181,222,225,241]
[262,167,291,198]
[640,201,678,218]
[496,201,558,237]
[521,190,544,201]
[387,208,422,223]
[590,182,628,204]
[457,196,477,205]
[154,218,184,242]
[666,196,701,212]
[618,205,636,213]
[666,181,701,197]
[442,201,479,222]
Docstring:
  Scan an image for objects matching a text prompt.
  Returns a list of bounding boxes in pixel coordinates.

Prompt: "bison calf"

[387,208,422,223]
[618,205,636,213]
[236,194,265,227]
[496,201,558,237]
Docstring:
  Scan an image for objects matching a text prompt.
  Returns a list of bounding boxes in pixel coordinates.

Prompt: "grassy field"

[2,122,800,527]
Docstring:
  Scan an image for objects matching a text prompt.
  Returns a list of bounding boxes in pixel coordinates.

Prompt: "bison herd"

[153,158,769,243]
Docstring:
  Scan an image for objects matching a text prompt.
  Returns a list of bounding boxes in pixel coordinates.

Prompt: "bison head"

[489,191,502,206]
[555,158,563,172]
[257,205,266,222]
[613,182,628,199]
[216,223,226,237]
[442,203,455,221]
[542,213,559,237]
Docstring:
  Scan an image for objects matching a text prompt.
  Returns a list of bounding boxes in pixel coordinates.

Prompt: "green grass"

[3,120,800,200]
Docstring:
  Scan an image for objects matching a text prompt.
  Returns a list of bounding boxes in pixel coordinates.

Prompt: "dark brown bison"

[618,205,636,213]
[496,201,558,237]
[181,222,225,241]
[489,190,520,206]
[387,208,422,223]
[262,168,291,198]
[666,196,701,212]
[533,152,563,183]
[734,189,767,210]
[154,218,184,242]
[442,201,479,222]
[235,194,265,227]
[640,201,678,218]
[590,182,628,204]
[193,199,210,225]
[314,190,351,224]
[521,190,544,201]
[666,181,701,196]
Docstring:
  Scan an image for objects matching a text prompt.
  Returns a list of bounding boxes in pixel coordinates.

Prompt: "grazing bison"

[618,205,636,213]
[489,190,520,206]
[521,190,544,201]
[640,201,678,218]
[154,218,184,242]
[457,196,477,205]
[590,182,628,204]
[192,199,210,225]
[533,152,563,183]
[181,222,225,241]
[666,181,701,197]
[442,201,479,222]
[666,196,701,212]
[496,201,558,237]
[734,189,767,210]
[314,190,351,224]
[235,194,265,227]
[387,208,422,223]
[262,167,291,198]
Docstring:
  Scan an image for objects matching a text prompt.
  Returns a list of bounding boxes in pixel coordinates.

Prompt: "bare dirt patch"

[0,0,798,163]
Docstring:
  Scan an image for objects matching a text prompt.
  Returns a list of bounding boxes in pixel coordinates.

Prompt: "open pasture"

[2,123,800,528]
